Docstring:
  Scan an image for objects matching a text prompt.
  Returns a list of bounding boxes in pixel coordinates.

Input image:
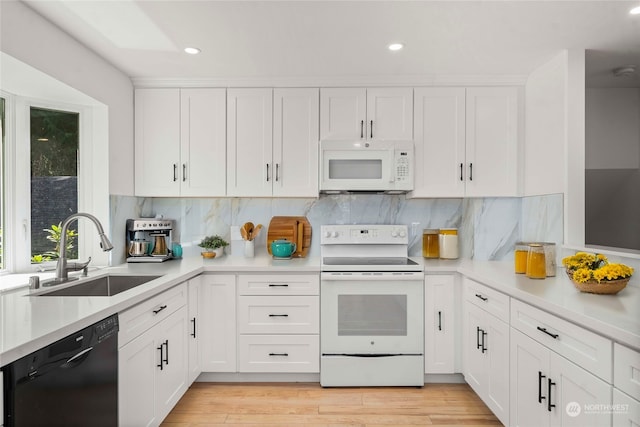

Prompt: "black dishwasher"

[3,314,119,427]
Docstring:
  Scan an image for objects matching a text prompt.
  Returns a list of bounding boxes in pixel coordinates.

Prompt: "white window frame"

[1,91,109,273]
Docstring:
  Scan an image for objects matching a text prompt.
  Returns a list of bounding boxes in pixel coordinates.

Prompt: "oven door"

[321,272,424,355]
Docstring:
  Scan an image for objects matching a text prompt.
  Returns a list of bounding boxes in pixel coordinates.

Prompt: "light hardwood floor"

[161,382,501,426]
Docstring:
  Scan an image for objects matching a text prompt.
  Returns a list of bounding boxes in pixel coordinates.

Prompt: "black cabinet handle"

[163,340,169,365]
[460,163,464,181]
[173,164,177,182]
[266,164,270,182]
[275,163,279,182]
[481,330,487,353]
[182,163,187,182]
[469,163,473,181]
[538,371,546,403]
[360,120,364,138]
[476,326,482,350]
[268,353,289,357]
[191,318,196,338]
[370,120,373,139]
[153,305,167,315]
[438,311,442,331]
[268,283,289,287]
[268,314,289,317]
[537,326,559,339]
[547,379,556,412]
[475,293,488,302]
[157,344,164,370]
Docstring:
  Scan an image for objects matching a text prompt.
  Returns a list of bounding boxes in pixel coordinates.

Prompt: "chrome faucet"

[53,212,114,283]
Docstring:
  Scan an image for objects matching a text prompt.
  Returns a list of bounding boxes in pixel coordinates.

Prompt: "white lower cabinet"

[424,274,456,373]
[613,388,640,426]
[510,328,612,427]
[463,298,510,425]
[237,274,319,373]
[119,295,188,427]
[199,274,237,372]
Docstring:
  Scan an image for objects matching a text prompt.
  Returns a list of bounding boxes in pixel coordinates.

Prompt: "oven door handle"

[321,272,423,281]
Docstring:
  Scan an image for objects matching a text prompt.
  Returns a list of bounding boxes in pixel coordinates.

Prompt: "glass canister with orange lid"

[422,229,440,258]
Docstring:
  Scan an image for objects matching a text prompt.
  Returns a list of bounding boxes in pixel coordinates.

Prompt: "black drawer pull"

[163,340,169,365]
[481,330,487,353]
[268,314,289,317]
[268,283,289,287]
[459,163,464,181]
[469,162,473,181]
[476,326,482,350]
[153,305,167,315]
[475,293,488,302]
[538,371,546,403]
[438,311,442,331]
[537,326,559,339]
[268,353,289,357]
[360,120,364,138]
[190,318,196,338]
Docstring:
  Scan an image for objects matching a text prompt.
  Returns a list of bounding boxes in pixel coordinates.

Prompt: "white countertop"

[1,254,638,367]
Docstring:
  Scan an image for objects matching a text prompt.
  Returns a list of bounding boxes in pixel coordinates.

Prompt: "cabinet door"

[187,278,201,384]
[200,275,237,372]
[273,88,319,197]
[155,307,189,424]
[320,88,367,140]
[119,327,159,427]
[464,301,487,393]
[135,88,181,197]
[425,274,455,373]
[465,87,519,197]
[549,352,612,427]
[510,328,550,427]
[412,87,466,198]
[366,87,413,140]
[180,88,226,197]
[486,314,510,425]
[227,88,273,196]
[613,389,640,427]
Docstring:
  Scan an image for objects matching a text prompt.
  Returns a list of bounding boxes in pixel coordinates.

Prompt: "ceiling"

[21,0,640,87]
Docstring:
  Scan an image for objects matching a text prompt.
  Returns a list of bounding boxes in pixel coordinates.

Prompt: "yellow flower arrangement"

[562,252,634,284]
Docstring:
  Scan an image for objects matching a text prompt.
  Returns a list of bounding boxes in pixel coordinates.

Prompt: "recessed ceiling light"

[388,43,404,51]
[184,47,201,55]
[630,5,640,14]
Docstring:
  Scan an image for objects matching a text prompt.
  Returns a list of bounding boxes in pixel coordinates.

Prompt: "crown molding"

[131,74,528,88]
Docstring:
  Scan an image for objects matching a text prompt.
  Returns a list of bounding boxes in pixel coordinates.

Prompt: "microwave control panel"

[395,150,411,183]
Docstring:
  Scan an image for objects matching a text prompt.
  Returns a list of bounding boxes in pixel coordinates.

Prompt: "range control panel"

[321,224,408,245]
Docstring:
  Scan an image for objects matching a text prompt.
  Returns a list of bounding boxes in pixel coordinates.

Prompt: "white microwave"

[319,140,414,193]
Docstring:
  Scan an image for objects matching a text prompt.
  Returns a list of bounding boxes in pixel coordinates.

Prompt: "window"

[30,107,80,264]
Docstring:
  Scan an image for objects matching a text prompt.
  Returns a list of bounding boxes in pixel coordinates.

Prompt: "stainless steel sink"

[35,275,162,297]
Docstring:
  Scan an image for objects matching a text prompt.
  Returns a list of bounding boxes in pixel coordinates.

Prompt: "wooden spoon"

[251,224,263,240]
[240,226,249,241]
[243,222,254,240]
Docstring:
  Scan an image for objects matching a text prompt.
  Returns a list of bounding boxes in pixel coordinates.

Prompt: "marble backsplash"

[110,193,564,266]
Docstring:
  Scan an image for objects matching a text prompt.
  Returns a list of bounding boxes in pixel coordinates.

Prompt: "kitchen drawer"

[118,282,187,347]
[614,343,640,398]
[238,334,319,373]
[510,299,612,382]
[613,388,640,426]
[238,296,319,334]
[463,277,510,323]
[238,274,319,296]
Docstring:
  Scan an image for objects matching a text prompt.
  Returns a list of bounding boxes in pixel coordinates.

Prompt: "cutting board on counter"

[267,216,312,258]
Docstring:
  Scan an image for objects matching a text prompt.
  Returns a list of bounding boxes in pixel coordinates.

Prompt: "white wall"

[0,0,134,196]
[524,51,567,196]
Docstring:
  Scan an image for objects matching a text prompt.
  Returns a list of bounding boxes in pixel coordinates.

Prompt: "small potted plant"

[199,235,229,259]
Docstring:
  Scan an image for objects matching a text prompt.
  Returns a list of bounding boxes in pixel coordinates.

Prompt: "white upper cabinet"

[227,88,319,197]
[465,87,520,197]
[227,88,273,197]
[135,88,226,197]
[320,88,413,141]
[412,87,466,198]
[411,86,520,198]
[273,88,320,197]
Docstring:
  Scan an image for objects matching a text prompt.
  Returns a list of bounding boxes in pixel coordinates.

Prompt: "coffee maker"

[126,218,175,263]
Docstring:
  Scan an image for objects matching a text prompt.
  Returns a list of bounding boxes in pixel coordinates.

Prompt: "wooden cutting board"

[267,216,312,258]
